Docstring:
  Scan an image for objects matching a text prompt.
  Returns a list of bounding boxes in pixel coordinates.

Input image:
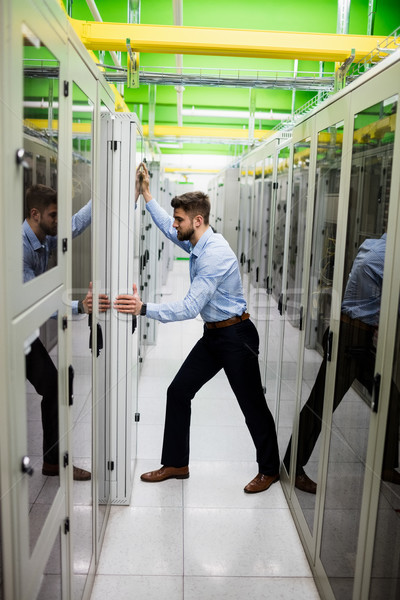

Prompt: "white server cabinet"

[159,176,175,284]
[138,161,162,348]
[220,167,240,256]
[99,113,141,504]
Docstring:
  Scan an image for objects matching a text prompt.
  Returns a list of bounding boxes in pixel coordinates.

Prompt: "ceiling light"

[182,108,289,120]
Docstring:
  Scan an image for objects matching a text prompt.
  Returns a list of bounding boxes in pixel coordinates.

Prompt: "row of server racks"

[0,1,179,599]
[1,1,400,599]
[208,49,400,600]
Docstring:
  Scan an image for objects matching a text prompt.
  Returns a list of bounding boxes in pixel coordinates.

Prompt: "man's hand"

[114,283,143,315]
[136,162,152,203]
[82,282,111,314]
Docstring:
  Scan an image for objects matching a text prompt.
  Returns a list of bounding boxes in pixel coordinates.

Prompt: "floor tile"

[184,507,313,577]
[91,575,183,600]
[184,576,320,600]
[97,506,183,576]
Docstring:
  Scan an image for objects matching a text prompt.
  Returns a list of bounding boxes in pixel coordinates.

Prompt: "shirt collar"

[190,226,213,258]
[23,219,45,251]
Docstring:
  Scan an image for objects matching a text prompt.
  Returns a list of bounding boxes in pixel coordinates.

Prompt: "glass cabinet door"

[319,95,397,600]
[70,81,94,598]
[256,154,273,376]
[368,288,400,599]
[276,139,309,460]
[22,25,59,283]
[265,146,290,430]
[286,123,343,533]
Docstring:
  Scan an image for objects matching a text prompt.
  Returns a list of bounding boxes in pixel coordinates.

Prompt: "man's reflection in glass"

[284,233,400,493]
[22,184,109,480]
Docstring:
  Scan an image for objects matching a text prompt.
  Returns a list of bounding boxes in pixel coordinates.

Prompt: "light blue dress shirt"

[22,200,92,314]
[145,198,247,323]
[341,233,386,326]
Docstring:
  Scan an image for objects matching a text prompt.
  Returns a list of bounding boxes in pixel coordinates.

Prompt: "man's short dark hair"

[171,191,210,225]
[25,184,57,217]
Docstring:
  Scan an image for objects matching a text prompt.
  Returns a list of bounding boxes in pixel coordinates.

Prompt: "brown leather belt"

[205,312,250,329]
[340,313,375,332]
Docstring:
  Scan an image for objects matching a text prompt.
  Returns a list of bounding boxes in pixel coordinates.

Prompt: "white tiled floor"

[90,261,320,600]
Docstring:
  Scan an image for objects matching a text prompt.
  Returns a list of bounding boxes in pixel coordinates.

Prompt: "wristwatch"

[140,303,147,316]
[78,300,85,314]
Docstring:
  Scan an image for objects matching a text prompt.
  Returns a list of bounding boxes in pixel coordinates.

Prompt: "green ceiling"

[66,0,400,155]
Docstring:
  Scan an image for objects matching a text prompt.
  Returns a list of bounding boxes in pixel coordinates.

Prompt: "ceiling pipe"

[128,0,141,24]
[367,0,376,35]
[337,0,351,35]
[173,0,184,128]
[86,0,122,69]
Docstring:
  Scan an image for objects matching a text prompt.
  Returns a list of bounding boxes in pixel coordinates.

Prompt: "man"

[284,233,400,493]
[114,163,280,493]
[23,184,110,480]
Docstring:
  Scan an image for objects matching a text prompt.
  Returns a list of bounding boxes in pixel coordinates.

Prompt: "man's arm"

[136,162,190,252]
[71,199,92,238]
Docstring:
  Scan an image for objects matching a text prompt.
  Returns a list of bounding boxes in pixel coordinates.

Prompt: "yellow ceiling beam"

[142,124,271,140]
[68,19,391,62]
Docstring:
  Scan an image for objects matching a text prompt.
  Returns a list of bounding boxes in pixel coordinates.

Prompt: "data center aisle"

[90,260,320,600]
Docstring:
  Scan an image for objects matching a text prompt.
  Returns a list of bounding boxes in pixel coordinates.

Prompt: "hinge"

[262,386,267,394]
[273,181,279,189]
[62,316,68,330]
[63,81,69,97]
[62,238,68,253]
[107,461,115,471]
[64,518,70,535]
[63,452,69,468]
[135,412,140,422]
[111,141,118,151]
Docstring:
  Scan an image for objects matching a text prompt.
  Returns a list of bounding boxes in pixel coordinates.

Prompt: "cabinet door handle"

[372,373,381,413]
[21,456,34,477]
[327,330,333,361]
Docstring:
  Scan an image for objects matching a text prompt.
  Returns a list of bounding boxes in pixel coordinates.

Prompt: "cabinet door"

[318,94,397,600]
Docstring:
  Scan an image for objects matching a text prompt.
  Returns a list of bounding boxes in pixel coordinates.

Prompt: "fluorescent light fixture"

[23,101,94,112]
[157,143,183,148]
[182,107,289,120]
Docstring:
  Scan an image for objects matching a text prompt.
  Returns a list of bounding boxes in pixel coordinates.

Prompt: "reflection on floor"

[90,260,320,600]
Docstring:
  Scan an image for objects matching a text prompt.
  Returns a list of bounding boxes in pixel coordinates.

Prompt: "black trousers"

[161,318,280,475]
[25,338,59,465]
[284,319,399,474]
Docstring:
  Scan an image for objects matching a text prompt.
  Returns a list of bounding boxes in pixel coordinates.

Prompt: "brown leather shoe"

[295,473,317,494]
[140,466,189,482]
[42,462,91,481]
[382,469,400,485]
[244,473,279,494]
[72,466,91,481]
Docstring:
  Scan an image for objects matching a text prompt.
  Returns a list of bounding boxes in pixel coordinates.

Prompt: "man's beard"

[177,227,194,241]
[40,223,57,237]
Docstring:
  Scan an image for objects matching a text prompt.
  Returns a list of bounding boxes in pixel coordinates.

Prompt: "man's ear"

[29,207,40,220]
[194,214,203,227]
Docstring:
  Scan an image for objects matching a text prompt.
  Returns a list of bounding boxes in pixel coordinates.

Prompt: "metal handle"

[326,330,333,361]
[16,148,29,169]
[21,456,34,477]
[299,305,304,331]
[372,373,381,413]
